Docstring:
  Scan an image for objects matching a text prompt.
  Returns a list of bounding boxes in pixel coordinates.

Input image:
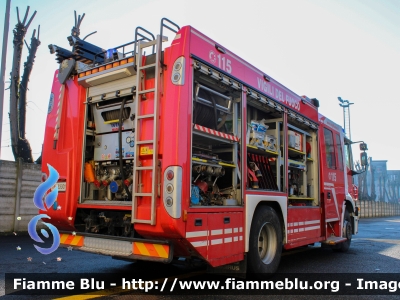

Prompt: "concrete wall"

[0,159,42,232]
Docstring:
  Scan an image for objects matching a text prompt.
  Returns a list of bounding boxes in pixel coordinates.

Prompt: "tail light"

[166,170,174,181]
[171,56,185,86]
[163,166,182,218]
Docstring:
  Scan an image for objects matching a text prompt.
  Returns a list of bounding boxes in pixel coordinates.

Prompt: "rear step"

[321,236,347,245]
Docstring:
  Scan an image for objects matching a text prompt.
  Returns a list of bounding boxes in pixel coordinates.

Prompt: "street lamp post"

[0,0,11,156]
[337,97,354,140]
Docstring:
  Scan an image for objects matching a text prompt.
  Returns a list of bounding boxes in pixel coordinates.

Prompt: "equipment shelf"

[192,157,236,168]
[288,196,314,200]
[247,145,278,156]
[288,147,306,156]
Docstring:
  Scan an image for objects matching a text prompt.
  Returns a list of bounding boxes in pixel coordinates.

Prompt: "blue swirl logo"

[28,164,60,254]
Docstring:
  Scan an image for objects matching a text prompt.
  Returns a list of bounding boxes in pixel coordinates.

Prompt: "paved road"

[1,217,400,299]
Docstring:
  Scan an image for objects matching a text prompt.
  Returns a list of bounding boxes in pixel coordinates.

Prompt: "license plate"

[57,182,66,192]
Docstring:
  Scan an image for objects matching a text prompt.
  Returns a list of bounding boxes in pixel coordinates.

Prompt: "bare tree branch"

[22,6,30,25]
[9,6,39,163]
[24,39,30,50]
[25,10,37,30]
[16,7,20,23]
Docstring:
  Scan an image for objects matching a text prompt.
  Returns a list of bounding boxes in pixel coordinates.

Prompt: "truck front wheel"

[334,209,352,252]
[248,206,282,276]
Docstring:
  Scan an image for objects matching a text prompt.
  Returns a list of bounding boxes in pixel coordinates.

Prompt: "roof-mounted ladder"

[132,35,168,225]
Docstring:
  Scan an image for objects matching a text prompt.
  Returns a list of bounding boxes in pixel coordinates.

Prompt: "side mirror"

[360,152,368,166]
[360,143,368,151]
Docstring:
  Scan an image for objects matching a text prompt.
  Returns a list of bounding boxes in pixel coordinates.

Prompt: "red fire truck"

[41,16,367,275]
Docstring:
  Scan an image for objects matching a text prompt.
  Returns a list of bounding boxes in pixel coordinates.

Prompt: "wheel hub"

[257,222,277,264]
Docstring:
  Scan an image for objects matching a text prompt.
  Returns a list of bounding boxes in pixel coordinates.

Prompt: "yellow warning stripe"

[59,233,84,247]
[134,242,150,256]
[70,236,83,246]
[133,242,169,259]
[60,233,69,244]
[153,244,168,258]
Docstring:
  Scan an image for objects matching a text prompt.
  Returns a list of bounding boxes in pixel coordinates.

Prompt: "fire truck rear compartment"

[74,36,175,242]
[80,53,158,204]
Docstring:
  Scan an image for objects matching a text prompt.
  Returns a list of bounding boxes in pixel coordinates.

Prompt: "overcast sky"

[1,0,399,169]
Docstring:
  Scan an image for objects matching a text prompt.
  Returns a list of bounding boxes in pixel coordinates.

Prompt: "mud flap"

[206,256,247,278]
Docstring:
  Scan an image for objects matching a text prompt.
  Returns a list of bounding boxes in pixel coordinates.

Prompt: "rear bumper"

[59,231,173,263]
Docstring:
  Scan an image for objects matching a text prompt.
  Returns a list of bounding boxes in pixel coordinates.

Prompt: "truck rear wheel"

[248,206,282,276]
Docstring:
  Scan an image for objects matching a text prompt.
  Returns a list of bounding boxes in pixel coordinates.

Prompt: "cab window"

[324,128,336,169]
[335,134,344,170]
[344,143,352,169]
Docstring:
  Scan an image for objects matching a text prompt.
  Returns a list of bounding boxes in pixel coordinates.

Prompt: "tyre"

[248,206,282,276]
[334,209,352,252]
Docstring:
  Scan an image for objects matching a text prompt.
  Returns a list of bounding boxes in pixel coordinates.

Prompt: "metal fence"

[358,199,400,218]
